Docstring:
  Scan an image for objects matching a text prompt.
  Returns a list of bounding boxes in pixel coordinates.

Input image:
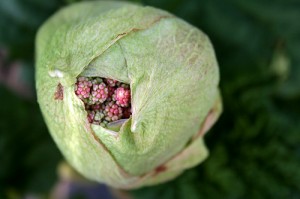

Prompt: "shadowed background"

[0,0,300,198]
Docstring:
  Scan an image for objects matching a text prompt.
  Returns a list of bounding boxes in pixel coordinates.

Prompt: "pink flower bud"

[113,87,131,107]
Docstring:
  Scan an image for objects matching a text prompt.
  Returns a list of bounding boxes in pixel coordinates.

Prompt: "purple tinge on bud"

[122,107,132,119]
[87,110,95,123]
[75,77,131,127]
[90,104,102,111]
[107,86,116,101]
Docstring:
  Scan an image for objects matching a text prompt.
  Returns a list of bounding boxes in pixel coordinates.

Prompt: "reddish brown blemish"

[155,165,167,174]
[54,83,63,100]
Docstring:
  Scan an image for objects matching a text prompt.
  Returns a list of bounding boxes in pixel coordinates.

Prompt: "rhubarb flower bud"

[36,1,222,189]
[113,87,131,107]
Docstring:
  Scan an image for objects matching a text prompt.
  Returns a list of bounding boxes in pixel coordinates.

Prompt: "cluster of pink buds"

[75,77,131,126]
[113,86,131,107]
[90,82,108,104]
[75,77,92,100]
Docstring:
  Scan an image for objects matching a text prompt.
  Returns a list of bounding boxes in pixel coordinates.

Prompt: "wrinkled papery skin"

[36,1,222,189]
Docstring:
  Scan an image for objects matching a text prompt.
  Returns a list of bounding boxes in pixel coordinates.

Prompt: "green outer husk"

[36,1,222,188]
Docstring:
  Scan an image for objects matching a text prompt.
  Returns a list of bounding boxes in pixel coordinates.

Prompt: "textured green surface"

[1,0,300,198]
[35,1,221,188]
[132,0,300,198]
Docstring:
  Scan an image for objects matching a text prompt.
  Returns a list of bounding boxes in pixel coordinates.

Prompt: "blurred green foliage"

[0,87,62,197]
[0,0,66,197]
[0,0,299,198]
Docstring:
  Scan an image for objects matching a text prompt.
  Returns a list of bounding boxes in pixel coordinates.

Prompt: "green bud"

[36,1,222,189]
